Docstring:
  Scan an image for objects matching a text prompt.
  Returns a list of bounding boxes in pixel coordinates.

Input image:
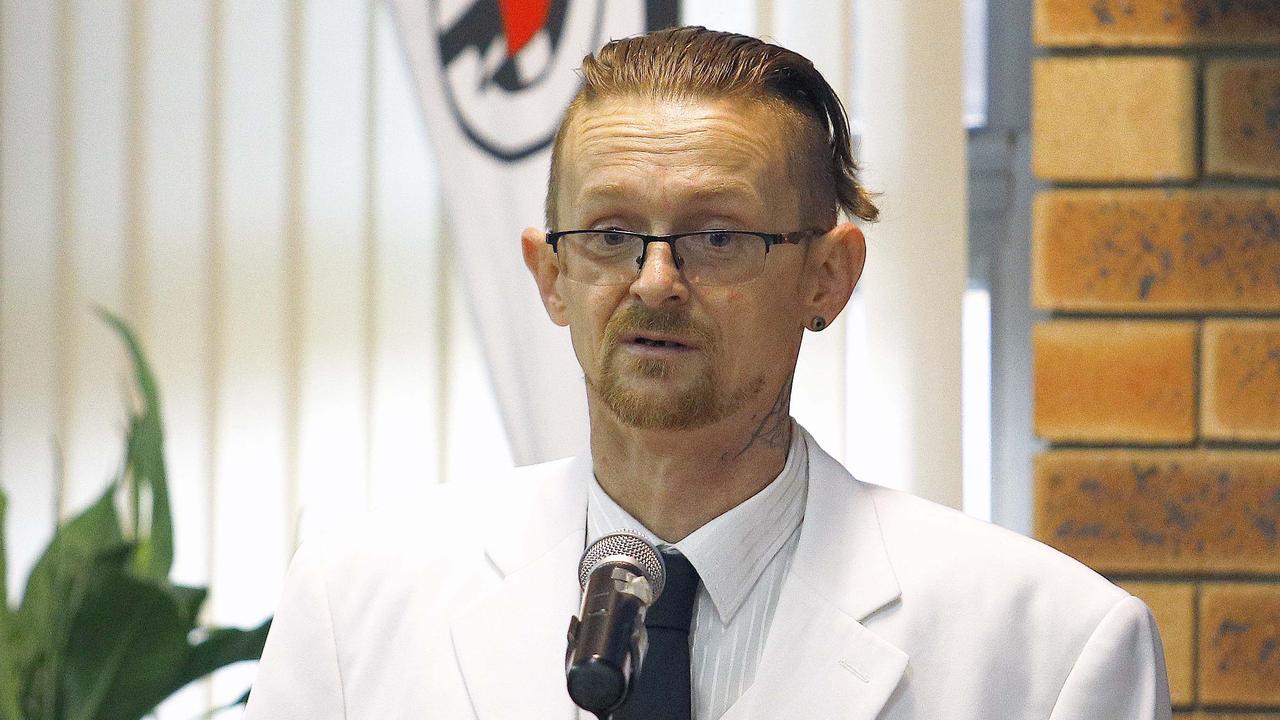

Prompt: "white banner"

[387,0,678,465]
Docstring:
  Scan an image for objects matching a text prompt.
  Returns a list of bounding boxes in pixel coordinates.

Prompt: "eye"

[706,231,734,248]
[600,231,630,247]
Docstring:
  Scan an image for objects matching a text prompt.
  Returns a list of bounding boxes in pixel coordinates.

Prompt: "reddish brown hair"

[545,26,878,227]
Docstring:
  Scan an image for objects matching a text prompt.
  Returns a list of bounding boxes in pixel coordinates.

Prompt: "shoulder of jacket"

[860,480,1128,611]
[297,456,580,581]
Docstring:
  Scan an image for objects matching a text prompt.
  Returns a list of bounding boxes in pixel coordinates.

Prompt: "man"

[244,27,1170,719]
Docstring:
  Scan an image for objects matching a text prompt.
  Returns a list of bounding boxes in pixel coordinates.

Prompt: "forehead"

[556,95,798,225]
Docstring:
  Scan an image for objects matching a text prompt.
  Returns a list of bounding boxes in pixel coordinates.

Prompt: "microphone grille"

[578,530,666,599]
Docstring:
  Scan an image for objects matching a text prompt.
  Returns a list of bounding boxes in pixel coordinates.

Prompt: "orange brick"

[1034,321,1196,443]
[1207,59,1280,179]
[1034,450,1280,575]
[1033,57,1196,182]
[1033,189,1280,313]
[1119,582,1196,706]
[1203,320,1280,443]
[1036,0,1280,47]
[1200,584,1280,706]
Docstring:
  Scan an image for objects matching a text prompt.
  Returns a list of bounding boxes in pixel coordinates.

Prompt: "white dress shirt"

[585,422,809,720]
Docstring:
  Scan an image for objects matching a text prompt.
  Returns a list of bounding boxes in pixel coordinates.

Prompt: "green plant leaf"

[16,484,124,623]
[10,483,128,720]
[99,309,173,583]
[0,490,21,720]
[178,619,271,688]
[1,488,8,612]
[164,584,208,630]
[62,570,269,720]
[14,486,125,634]
[141,617,272,710]
[62,566,189,720]
[0,620,22,720]
[122,412,171,582]
[14,544,135,720]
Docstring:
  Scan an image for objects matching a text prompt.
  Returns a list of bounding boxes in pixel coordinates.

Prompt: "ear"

[522,227,569,326]
[801,222,865,329]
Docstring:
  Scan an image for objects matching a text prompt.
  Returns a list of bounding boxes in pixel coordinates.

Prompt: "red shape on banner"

[497,0,551,57]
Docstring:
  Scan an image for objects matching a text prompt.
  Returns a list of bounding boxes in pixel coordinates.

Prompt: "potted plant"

[0,311,271,720]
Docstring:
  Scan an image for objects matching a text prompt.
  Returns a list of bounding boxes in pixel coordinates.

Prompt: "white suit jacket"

[243,433,1171,719]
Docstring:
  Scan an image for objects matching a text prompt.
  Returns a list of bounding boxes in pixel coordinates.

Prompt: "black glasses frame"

[544,228,821,267]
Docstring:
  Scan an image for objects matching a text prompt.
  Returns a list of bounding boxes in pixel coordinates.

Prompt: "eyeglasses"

[545,229,823,287]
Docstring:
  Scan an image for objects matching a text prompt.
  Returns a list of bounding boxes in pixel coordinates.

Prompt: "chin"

[588,364,720,431]
[605,391,723,431]
[596,373,770,432]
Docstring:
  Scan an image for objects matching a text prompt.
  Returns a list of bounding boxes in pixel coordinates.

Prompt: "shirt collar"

[585,421,809,624]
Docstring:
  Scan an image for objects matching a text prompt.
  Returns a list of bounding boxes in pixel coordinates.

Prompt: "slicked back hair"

[545,26,878,229]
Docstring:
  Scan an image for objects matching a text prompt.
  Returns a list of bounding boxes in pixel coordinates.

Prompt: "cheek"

[712,293,782,362]
[561,285,622,358]
[711,289,804,372]
[717,286,801,329]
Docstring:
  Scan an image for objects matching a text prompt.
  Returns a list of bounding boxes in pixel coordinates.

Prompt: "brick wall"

[1031,1,1280,714]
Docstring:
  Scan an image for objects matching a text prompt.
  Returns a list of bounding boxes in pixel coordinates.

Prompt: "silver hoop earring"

[811,316,826,332]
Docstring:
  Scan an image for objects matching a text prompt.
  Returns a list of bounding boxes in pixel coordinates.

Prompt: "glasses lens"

[556,231,768,286]
[675,232,766,286]
[559,232,643,285]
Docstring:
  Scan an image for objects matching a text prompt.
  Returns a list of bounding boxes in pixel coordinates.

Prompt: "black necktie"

[613,551,700,720]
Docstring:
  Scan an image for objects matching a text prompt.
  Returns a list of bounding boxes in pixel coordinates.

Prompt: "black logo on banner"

[432,0,679,162]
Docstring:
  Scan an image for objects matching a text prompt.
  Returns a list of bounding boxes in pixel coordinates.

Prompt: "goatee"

[590,305,761,430]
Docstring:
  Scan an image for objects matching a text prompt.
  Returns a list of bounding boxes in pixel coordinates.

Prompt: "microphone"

[565,531,667,718]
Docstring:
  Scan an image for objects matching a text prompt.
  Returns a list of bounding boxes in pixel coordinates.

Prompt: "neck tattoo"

[722,378,792,462]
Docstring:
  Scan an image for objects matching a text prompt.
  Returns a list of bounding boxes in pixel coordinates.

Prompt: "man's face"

[530,95,817,430]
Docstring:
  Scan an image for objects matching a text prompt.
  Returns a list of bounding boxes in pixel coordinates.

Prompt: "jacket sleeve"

[1048,594,1172,720]
[242,541,346,720]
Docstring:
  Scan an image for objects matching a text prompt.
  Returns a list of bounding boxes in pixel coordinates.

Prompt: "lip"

[620,333,699,351]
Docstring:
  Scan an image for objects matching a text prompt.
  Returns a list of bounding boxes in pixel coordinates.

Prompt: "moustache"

[602,305,715,350]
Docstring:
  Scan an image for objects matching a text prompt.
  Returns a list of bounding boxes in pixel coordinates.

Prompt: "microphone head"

[577,530,666,600]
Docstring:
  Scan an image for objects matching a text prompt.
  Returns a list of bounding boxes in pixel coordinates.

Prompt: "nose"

[629,240,690,307]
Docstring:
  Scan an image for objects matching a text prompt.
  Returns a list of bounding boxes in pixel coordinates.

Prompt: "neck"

[588,378,794,542]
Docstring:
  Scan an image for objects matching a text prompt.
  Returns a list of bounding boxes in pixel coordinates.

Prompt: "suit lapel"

[449,456,590,720]
[731,431,908,720]
[449,433,909,720]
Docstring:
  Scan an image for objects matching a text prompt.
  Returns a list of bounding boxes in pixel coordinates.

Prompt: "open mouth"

[631,336,690,350]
